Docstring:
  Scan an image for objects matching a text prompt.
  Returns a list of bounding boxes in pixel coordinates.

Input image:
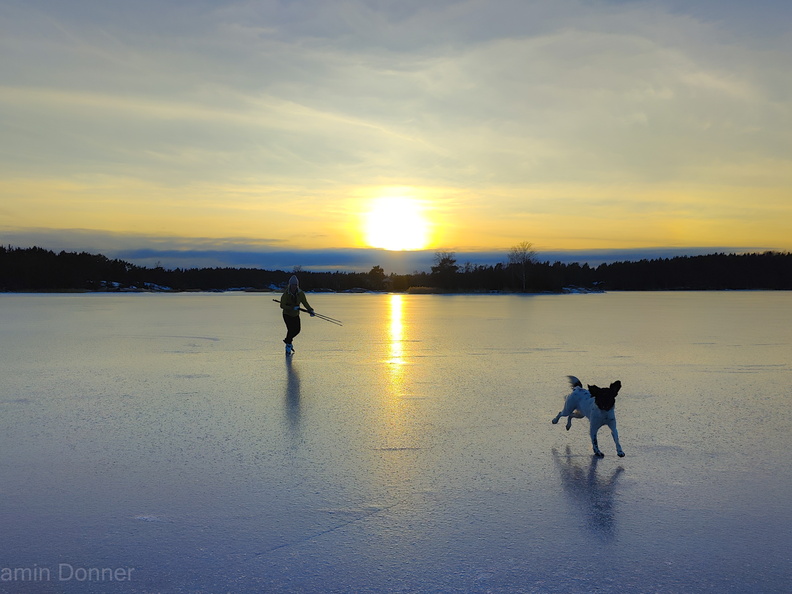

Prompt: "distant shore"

[2,246,791,293]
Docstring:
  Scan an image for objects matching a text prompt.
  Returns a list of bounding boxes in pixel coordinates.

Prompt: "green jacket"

[280,289,313,317]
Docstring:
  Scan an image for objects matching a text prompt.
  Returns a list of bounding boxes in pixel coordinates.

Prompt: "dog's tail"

[567,375,583,389]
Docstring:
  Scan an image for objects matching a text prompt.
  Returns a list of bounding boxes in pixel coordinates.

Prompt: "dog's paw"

[618,452,625,458]
[594,451,605,458]
[551,418,559,424]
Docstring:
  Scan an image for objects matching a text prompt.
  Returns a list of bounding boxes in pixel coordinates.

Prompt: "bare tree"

[431,251,459,290]
[508,241,537,292]
[367,265,386,290]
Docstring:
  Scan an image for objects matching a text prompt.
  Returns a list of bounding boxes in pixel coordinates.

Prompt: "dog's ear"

[610,380,622,395]
[588,384,599,394]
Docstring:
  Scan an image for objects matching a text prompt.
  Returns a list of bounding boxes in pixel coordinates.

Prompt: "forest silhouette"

[1,246,791,293]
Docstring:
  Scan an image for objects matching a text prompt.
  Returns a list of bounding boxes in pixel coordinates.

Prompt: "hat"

[288,275,299,286]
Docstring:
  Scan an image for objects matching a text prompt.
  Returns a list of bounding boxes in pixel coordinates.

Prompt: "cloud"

[1,226,774,273]
[4,0,789,187]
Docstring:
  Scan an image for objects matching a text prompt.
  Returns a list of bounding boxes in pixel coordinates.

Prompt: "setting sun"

[364,196,430,251]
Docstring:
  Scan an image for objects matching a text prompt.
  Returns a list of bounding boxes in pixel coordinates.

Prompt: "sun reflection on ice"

[381,294,410,443]
[388,294,405,369]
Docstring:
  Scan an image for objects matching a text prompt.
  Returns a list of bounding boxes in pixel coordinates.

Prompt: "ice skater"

[279,275,314,355]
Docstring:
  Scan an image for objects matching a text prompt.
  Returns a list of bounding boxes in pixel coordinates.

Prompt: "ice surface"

[1,291,791,592]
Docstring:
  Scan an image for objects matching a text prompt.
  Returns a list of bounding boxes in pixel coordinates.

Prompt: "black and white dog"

[552,376,625,458]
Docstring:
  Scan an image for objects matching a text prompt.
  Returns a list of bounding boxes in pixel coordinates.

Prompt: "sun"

[364,196,430,251]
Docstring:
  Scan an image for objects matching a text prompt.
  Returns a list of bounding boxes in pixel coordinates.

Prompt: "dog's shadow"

[552,446,625,539]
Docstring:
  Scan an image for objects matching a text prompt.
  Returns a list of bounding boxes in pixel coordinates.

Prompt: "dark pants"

[283,314,301,344]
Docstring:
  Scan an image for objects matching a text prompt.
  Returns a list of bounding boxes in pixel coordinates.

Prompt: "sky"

[1,0,790,272]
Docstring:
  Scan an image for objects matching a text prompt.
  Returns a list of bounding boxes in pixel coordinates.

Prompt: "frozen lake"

[1,291,790,593]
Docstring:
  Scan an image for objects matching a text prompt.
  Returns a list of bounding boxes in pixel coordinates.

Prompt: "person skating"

[279,275,314,355]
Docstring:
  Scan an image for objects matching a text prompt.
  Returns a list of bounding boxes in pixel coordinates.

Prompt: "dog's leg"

[552,397,574,425]
[565,410,584,431]
[590,424,604,457]
[608,420,625,457]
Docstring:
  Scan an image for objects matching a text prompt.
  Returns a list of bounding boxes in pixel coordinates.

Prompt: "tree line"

[1,245,791,293]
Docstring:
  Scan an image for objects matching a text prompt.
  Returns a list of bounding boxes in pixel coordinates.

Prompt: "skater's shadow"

[552,446,624,539]
[284,357,301,431]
